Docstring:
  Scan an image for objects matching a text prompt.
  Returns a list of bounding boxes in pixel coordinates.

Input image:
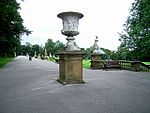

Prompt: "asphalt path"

[0,56,150,113]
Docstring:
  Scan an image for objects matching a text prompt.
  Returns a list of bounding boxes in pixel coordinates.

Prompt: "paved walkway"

[0,56,150,113]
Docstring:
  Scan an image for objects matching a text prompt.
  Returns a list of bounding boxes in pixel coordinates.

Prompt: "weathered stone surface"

[90,53,103,69]
[57,11,83,51]
[91,53,102,61]
[57,11,83,37]
[57,51,86,84]
[131,61,140,71]
[93,36,105,54]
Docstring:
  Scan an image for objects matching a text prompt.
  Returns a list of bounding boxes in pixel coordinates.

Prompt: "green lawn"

[0,57,14,68]
[48,57,56,62]
[48,57,91,69]
[143,62,150,65]
[83,59,91,69]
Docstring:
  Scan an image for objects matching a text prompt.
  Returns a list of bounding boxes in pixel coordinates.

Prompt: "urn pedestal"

[57,52,85,85]
[90,53,103,69]
[57,11,85,84]
[90,37,105,69]
[131,61,140,71]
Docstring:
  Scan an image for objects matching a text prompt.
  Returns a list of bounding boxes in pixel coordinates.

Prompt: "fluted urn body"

[57,11,83,51]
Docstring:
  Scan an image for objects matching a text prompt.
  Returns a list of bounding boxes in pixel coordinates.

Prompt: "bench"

[103,61,121,71]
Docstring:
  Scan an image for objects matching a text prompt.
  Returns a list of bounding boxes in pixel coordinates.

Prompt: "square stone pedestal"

[57,51,86,85]
[90,53,103,69]
[131,61,140,71]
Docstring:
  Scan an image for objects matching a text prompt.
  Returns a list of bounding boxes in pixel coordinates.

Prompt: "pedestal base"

[57,51,86,85]
[90,53,103,69]
[90,61,104,69]
[131,61,140,71]
[57,79,85,85]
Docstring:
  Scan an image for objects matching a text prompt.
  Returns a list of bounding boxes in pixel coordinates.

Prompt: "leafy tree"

[25,42,32,55]
[115,46,128,60]
[19,43,42,57]
[19,42,32,55]
[45,39,65,57]
[84,46,93,59]
[45,39,55,57]
[32,44,40,56]
[54,40,65,52]
[19,45,27,55]
[101,48,114,60]
[0,0,31,57]
[119,0,150,61]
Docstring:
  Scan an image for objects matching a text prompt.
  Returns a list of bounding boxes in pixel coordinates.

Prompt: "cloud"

[20,0,133,50]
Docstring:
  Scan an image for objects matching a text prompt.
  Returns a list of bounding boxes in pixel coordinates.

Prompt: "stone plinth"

[91,53,102,61]
[90,53,103,69]
[131,61,140,71]
[57,51,86,85]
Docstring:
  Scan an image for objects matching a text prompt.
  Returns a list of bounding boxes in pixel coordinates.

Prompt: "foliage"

[0,57,14,68]
[101,48,113,60]
[45,39,65,57]
[0,0,31,57]
[83,59,91,69]
[32,44,41,56]
[19,39,65,58]
[45,39,55,57]
[119,0,150,61]
[19,42,42,56]
[84,46,93,59]
[112,46,128,60]
[143,62,150,65]
[48,57,56,62]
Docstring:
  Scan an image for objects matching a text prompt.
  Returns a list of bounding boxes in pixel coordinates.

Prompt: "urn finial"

[93,36,105,54]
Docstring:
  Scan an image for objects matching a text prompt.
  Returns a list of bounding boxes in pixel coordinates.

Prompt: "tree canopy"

[19,42,42,57]
[45,39,65,57]
[119,0,150,61]
[0,0,30,57]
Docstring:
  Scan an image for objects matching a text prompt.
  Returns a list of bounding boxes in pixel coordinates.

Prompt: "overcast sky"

[19,0,133,50]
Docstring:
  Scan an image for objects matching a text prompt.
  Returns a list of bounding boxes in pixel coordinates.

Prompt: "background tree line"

[19,39,65,57]
[1,0,149,61]
[119,0,150,61]
[0,0,31,57]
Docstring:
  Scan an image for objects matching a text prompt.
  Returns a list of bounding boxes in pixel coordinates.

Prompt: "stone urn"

[57,11,85,85]
[57,11,83,51]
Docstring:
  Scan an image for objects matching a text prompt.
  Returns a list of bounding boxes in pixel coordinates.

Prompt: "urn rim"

[57,11,84,19]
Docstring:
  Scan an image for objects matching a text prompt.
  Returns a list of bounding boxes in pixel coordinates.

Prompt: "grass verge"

[0,57,14,68]
[48,57,56,62]
[143,62,150,65]
[48,57,91,69]
[83,59,91,69]
[48,57,59,62]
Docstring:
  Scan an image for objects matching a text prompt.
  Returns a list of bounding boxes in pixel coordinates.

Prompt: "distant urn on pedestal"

[93,36,105,55]
[91,36,105,69]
